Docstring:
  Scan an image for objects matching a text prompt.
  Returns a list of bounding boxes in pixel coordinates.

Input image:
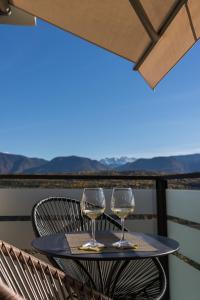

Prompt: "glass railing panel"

[0,188,157,249]
[167,189,200,300]
[169,255,200,300]
[168,221,200,264]
[167,189,200,223]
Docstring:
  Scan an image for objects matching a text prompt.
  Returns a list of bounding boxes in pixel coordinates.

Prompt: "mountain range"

[118,154,200,173]
[25,156,106,174]
[0,152,200,174]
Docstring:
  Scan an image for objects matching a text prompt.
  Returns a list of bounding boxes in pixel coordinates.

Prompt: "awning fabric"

[1,0,200,88]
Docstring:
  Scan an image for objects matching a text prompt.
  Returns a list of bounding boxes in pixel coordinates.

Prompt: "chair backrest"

[0,241,110,300]
[32,197,122,237]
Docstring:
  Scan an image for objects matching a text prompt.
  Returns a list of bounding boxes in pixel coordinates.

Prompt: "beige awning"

[1,0,200,88]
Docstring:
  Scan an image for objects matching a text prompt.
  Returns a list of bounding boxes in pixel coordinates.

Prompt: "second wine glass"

[81,188,105,250]
[111,188,135,248]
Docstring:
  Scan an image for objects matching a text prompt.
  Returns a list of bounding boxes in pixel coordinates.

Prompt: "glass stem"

[121,218,125,241]
[91,219,96,244]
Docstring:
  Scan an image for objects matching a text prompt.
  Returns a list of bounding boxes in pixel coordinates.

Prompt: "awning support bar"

[129,0,159,43]
[134,0,188,70]
[185,2,198,42]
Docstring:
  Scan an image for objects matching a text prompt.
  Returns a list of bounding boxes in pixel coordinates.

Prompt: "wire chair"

[0,240,110,300]
[32,197,166,299]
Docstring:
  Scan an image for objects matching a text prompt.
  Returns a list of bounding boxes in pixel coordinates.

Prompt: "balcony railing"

[0,173,199,300]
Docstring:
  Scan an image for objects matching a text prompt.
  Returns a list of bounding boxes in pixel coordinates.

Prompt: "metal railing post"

[156,178,170,300]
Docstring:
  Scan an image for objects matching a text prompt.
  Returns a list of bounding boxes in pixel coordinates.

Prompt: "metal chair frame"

[32,197,166,299]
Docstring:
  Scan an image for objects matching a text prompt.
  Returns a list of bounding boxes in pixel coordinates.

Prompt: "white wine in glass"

[82,208,105,220]
[111,188,135,248]
[112,207,134,219]
[81,188,106,249]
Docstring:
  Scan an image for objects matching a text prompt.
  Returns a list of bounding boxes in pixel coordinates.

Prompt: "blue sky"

[1,19,200,160]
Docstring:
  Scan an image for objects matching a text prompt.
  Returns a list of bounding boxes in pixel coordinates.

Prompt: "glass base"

[80,240,105,251]
[112,239,136,249]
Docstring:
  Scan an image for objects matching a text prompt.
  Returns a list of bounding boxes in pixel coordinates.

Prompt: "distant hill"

[118,154,200,173]
[25,156,107,174]
[100,157,136,169]
[0,152,47,174]
[173,154,200,172]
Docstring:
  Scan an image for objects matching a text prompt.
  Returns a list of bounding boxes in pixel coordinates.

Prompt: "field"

[0,172,199,189]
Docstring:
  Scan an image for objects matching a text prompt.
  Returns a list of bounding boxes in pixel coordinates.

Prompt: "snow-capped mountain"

[100,157,136,169]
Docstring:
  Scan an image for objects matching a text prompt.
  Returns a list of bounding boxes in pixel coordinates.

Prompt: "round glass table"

[32,232,179,298]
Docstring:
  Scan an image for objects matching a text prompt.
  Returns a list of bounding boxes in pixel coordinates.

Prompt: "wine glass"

[111,188,135,248]
[81,188,106,249]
